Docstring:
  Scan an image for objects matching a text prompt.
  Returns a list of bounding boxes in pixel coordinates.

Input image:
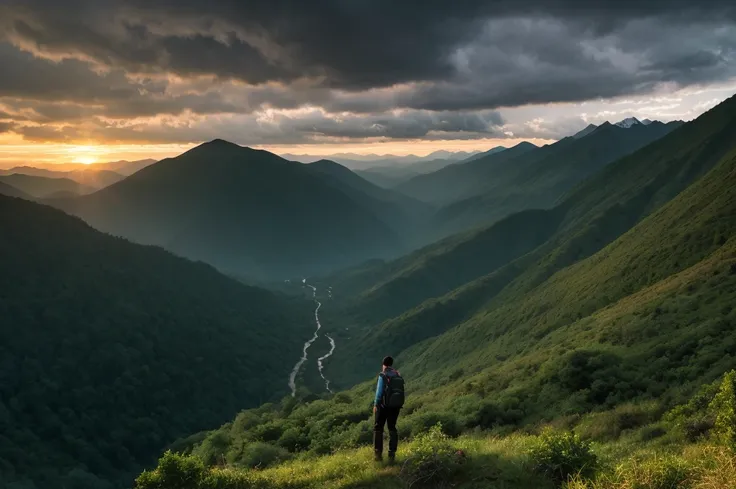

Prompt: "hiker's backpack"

[381,371,405,408]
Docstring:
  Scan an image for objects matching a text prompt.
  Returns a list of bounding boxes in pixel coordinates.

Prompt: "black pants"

[373,406,400,456]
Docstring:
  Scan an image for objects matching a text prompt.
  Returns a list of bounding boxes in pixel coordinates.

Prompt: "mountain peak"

[202,138,242,148]
[614,117,642,128]
[573,123,598,139]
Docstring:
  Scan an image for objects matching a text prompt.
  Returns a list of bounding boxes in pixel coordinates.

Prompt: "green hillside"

[0,195,314,488]
[53,140,409,281]
[157,129,736,489]
[0,173,96,197]
[325,95,736,351]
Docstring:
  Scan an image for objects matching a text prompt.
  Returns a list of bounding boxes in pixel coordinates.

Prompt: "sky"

[0,1,735,166]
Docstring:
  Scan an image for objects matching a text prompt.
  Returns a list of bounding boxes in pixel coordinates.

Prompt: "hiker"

[373,356,405,462]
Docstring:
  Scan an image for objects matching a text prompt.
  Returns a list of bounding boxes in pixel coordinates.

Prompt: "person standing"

[373,356,405,463]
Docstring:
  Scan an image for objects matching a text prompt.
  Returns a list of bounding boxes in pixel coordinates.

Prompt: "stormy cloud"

[1,0,735,145]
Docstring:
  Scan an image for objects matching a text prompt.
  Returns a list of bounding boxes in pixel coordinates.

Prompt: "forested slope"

[0,196,312,488]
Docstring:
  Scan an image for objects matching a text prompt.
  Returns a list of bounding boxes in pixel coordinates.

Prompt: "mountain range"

[51,140,417,281]
[399,118,683,240]
[283,149,479,166]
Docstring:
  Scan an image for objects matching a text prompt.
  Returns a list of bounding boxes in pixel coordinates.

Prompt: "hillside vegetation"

[133,97,736,489]
[325,95,736,362]
[0,196,313,488]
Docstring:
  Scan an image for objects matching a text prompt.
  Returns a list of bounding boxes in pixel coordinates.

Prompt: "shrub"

[277,427,309,453]
[528,430,598,485]
[577,403,659,441]
[709,370,736,450]
[135,451,206,489]
[638,425,668,442]
[193,431,231,465]
[238,442,290,469]
[400,423,464,488]
[405,412,463,438]
[616,455,692,489]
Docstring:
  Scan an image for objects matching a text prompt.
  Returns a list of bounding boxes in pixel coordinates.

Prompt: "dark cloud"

[14,108,505,144]
[4,0,735,91]
[274,110,504,140]
[1,1,735,144]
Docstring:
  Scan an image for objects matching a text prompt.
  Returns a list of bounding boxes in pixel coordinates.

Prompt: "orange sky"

[0,133,556,168]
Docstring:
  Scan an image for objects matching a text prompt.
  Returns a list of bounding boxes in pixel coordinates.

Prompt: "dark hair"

[382,356,394,367]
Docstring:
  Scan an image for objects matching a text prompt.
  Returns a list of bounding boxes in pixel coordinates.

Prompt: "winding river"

[288,281,336,396]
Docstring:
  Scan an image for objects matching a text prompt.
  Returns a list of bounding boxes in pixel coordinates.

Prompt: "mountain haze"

[54,140,409,280]
[0,173,96,197]
[307,159,433,237]
[395,141,538,205]
[0,166,126,189]
[0,181,32,199]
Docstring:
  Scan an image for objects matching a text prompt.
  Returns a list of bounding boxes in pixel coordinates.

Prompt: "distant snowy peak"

[614,117,646,128]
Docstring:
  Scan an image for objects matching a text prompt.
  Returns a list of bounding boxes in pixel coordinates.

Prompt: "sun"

[67,145,100,165]
[73,156,98,165]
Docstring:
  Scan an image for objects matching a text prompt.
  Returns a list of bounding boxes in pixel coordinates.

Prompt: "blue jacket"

[374,367,398,406]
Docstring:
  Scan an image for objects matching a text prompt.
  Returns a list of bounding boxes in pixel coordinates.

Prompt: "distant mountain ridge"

[0,173,96,198]
[397,118,682,240]
[1,165,128,190]
[8,158,157,175]
[0,181,31,199]
[283,150,479,166]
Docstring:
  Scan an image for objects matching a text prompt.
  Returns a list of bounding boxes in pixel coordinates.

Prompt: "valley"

[288,282,338,397]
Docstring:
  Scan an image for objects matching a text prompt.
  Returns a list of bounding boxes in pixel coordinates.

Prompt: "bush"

[135,451,207,489]
[277,427,309,453]
[193,431,231,465]
[400,424,464,488]
[576,403,659,441]
[638,425,668,442]
[405,412,463,438]
[709,370,736,450]
[238,442,290,469]
[615,455,692,489]
[528,430,598,485]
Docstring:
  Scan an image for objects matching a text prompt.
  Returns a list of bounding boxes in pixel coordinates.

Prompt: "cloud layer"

[1,0,735,145]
